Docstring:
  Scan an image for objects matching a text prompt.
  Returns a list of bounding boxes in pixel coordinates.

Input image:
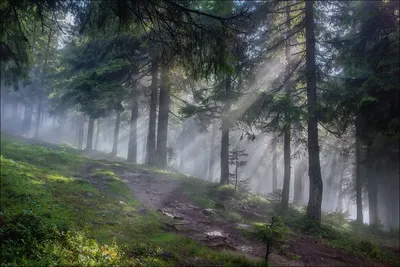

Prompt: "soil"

[81,162,398,267]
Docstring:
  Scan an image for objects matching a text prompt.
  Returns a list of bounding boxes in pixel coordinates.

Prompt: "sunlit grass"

[0,132,261,266]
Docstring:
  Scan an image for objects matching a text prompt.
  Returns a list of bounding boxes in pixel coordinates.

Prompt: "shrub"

[253,216,289,266]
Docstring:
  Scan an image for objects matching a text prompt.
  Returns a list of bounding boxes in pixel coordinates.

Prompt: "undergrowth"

[0,133,257,266]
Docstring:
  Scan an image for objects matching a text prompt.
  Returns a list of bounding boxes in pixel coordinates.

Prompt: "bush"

[0,210,127,266]
[253,216,289,265]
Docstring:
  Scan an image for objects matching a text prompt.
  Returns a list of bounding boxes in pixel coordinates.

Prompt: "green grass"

[278,206,400,264]
[0,132,258,266]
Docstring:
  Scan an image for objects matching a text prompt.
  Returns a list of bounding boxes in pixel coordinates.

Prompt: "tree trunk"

[355,116,364,223]
[58,114,66,143]
[293,163,304,205]
[86,117,94,150]
[78,115,85,150]
[336,160,345,212]
[271,137,278,191]
[208,121,218,181]
[12,102,18,120]
[305,0,323,224]
[127,83,138,163]
[146,57,158,165]
[34,95,42,139]
[281,125,291,210]
[95,119,101,151]
[21,105,33,135]
[368,151,378,226]
[220,77,231,185]
[281,2,292,211]
[111,112,121,156]
[156,66,170,168]
[235,158,238,190]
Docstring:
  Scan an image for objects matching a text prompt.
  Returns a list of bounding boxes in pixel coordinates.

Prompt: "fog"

[2,93,398,230]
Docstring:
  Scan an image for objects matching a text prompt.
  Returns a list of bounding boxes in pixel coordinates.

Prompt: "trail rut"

[82,163,397,266]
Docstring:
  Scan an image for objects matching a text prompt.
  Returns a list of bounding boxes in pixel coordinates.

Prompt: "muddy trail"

[81,162,395,267]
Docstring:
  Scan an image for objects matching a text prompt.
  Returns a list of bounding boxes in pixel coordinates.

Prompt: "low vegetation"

[0,133,398,266]
[0,133,258,267]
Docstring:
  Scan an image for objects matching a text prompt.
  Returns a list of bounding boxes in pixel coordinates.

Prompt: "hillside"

[1,133,399,266]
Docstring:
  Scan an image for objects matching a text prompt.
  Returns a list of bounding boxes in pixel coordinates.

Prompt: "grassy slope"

[1,132,398,266]
[0,133,257,267]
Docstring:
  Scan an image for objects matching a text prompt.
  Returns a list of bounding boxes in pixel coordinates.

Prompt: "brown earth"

[81,162,398,267]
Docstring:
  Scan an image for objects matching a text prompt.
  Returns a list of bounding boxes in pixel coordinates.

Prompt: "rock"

[203,208,214,216]
[173,215,184,220]
[87,192,94,197]
[237,223,251,230]
[119,201,127,205]
[158,209,174,218]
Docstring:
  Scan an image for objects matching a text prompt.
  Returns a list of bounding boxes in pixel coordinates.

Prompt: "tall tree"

[146,56,159,165]
[156,64,171,167]
[127,82,139,163]
[305,0,323,223]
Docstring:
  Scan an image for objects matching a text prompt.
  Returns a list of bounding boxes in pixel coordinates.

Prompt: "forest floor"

[1,132,399,266]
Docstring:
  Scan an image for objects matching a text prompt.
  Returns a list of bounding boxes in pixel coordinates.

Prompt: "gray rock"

[203,208,214,216]
[87,192,94,197]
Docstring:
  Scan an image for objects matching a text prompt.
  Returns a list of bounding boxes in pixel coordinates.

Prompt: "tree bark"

[86,117,94,150]
[208,121,218,181]
[305,0,323,224]
[127,83,138,163]
[281,4,292,210]
[78,114,85,150]
[293,162,305,205]
[271,137,278,191]
[94,119,101,151]
[156,66,170,168]
[220,77,231,185]
[12,102,18,120]
[281,125,291,210]
[111,112,121,156]
[21,105,33,135]
[355,116,364,223]
[34,95,42,139]
[146,57,158,165]
[368,150,378,226]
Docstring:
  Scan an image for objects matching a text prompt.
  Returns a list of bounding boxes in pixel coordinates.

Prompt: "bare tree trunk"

[271,137,278,191]
[355,116,364,223]
[368,151,378,226]
[111,112,121,156]
[86,117,94,150]
[34,95,42,139]
[208,121,218,181]
[146,57,158,165]
[293,162,305,205]
[156,66,170,168]
[281,125,291,210]
[12,102,18,120]
[78,115,85,150]
[220,76,231,185]
[305,0,323,224]
[281,3,292,211]
[127,83,138,163]
[95,119,101,151]
[21,105,33,135]
[234,157,238,190]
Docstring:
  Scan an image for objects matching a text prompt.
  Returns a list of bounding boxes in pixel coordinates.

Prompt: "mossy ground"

[1,132,398,266]
[0,133,258,266]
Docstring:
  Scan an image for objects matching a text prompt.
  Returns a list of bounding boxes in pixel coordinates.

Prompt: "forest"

[1,0,399,266]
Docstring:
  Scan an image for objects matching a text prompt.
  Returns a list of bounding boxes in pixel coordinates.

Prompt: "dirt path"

[81,163,396,266]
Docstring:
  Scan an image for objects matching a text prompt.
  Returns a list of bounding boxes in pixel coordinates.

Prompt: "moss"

[0,132,260,266]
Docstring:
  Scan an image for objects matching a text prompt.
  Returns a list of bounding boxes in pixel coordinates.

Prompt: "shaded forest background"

[1,0,399,230]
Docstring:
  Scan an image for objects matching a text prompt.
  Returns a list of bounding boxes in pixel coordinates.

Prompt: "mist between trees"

[1,0,399,229]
